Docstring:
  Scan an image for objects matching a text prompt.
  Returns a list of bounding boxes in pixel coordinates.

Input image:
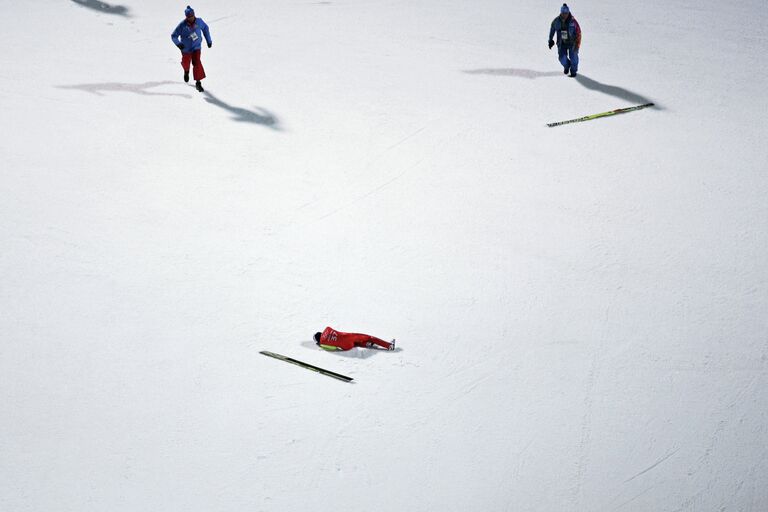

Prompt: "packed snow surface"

[1,0,767,511]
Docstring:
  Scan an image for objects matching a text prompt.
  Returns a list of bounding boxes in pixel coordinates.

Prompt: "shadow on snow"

[464,68,562,79]
[574,75,659,108]
[203,92,281,130]
[57,82,282,128]
[57,81,190,98]
[70,0,130,17]
[465,67,661,108]
[299,340,401,358]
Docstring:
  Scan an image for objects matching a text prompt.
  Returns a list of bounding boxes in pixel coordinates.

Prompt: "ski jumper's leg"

[568,46,579,73]
[353,335,392,350]
[341,333,373,349]
[368,336,393,350]
[191,50,206,81]
[558,45,570,71]
[181,52,192,72]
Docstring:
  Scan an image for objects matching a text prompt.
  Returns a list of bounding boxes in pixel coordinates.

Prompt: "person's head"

[560,3,570,19]
[314,332,322,344]
[185,5,195,21]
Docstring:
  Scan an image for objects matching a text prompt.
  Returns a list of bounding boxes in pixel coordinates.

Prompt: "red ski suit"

[318,327,393,351]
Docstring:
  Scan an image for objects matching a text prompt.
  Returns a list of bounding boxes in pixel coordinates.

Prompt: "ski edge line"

[547,102,655,127]
[259,351,353,382]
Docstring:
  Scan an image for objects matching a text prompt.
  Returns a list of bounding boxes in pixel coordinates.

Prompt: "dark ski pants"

[558,45,579,73]
[181,50,206,81]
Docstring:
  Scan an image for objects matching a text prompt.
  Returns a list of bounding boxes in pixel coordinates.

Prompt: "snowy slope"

[1,0,767,511]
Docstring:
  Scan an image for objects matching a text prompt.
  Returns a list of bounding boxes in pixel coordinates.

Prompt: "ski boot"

[195,80,204,92]
[184,70,189,83]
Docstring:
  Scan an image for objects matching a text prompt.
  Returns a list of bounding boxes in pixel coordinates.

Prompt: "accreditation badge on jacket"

[190,32,199,41]
[560,29,569,41]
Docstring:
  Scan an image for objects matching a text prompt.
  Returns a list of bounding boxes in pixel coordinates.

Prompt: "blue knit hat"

[560,3,570,14]
[184,5,195,17]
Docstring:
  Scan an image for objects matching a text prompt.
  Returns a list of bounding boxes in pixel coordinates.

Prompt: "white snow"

[1,0,767,510]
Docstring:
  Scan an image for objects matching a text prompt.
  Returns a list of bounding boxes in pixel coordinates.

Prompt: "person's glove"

[177,43,184,50]
[548,40,554,49]
[207,42,212,48]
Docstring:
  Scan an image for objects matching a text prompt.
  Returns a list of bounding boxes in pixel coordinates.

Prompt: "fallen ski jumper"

[314,326,395,351]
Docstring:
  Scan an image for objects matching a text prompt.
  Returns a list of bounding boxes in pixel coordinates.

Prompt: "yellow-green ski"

[547,103,654,127]
[260,351,353,382]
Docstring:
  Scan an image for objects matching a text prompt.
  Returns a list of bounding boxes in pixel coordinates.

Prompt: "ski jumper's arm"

[171,22,183,47]
[200,19,212,46]
[549,18,558,43]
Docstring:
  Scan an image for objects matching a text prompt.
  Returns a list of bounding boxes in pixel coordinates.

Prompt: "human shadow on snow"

[57,81,191,98]
[70,0,130,17]
[464,68,562,79]
[202,92,281,130]
[465,68,661,108]
[299,340,401,359]
[574,74,661,109]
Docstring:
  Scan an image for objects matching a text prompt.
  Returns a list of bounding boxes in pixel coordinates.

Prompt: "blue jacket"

[171,18,212,53]
[549,15,581,48]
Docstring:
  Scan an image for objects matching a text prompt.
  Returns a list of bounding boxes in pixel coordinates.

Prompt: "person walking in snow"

[548,3,581,77]
[314,327,396,351]
[171,6,212,92]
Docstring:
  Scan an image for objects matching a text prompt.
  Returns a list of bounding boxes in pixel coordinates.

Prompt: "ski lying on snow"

[260,351,353,382]
[547,103,654,127]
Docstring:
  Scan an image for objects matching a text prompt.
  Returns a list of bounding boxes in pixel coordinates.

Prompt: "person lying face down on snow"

[314,326,395,351]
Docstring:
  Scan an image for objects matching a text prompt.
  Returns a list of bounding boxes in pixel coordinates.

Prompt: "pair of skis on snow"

[547,102,654,127]
[260,351,353,382]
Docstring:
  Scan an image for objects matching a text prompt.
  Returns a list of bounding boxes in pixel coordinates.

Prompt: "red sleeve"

[574,19,581,49]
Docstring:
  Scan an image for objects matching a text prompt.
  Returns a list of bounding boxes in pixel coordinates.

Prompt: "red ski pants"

[336,335,392,351]
[181,50,206,81]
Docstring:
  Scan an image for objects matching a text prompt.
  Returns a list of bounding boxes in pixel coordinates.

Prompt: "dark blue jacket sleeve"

[549,18,557,41]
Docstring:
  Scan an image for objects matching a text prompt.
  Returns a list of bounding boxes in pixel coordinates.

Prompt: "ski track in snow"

[313,124,430,222]
[623,448,681,484]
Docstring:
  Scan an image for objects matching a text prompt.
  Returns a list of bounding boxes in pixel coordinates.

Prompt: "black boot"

[195,80,204,92]
[183,70,189,83]
[569,71,577,78]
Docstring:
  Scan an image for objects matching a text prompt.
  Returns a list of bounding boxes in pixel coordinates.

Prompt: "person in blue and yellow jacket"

[171,6,212,92]
[548,4,581,77]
